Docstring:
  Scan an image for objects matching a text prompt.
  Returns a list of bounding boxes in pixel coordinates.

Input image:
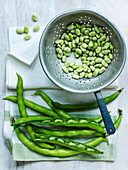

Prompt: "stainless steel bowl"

[39,10,126,93]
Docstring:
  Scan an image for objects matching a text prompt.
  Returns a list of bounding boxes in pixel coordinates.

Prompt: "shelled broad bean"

[55,23,114,79]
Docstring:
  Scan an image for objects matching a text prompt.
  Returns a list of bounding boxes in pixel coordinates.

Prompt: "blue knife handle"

[95,91,116,135]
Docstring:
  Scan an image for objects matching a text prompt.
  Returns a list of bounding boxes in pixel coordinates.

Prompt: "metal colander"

[39,10,126,93]
[39,10,126,135]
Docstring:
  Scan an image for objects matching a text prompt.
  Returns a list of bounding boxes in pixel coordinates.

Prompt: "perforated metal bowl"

[39,10,126,93]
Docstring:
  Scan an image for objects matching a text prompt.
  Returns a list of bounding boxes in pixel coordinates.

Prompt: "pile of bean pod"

[4,74,123,157]
[55,23,114,79]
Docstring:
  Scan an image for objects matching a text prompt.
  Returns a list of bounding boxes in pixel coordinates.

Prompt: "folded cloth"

[8,26,45,65]
[6,55,58,89]
[4,26,120,161]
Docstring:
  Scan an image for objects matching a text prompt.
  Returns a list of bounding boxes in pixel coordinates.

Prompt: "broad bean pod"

[13,116,105,134]
[85,137,109,147]
[105,109,122,137]
[52,88,123,111]
[16,74,55,149]
[35,134,103,154]
[3,95,60,118]
[32,125,104,138]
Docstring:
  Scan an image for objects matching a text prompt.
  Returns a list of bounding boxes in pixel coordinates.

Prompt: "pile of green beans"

[12,74,104,156]
[12,117,105,157]
[5,74,123,157]
[55,23,114,79]
[11,108,122,157]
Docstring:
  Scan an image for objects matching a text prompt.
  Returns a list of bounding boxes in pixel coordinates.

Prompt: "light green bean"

[24,34,31,40]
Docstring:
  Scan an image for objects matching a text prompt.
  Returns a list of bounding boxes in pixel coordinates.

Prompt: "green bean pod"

[85,137,109,147]
[16,74,55,149]
[13,117,105,134]
[3,95,60,118]
[32,115,103,137]
[114,109,122,129]
[34,134,103,155]
[32,125,104,138]
[52,88,123,111]
[91,115,102,123]
[33,91,72,118]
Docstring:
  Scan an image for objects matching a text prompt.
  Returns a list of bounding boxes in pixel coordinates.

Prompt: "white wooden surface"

[0,0,128,169]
